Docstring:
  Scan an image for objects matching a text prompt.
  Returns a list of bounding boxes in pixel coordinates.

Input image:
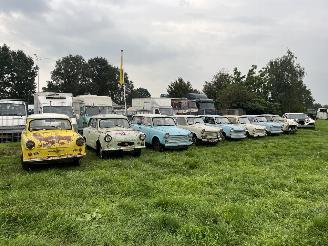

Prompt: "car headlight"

[26,140,35,150]
[230,129,234,132]
[139,133,146,140]
[76,137,85,146]
[164,133,170,139]
[104,135,112,142]
[188,132,193,138]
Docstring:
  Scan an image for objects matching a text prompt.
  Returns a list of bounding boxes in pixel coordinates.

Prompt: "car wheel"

[131,148,141,157]
[192,134,198,144]
[246,131,250,137]
[152,138,163,152]
[72,158,81,166]
[21,155,30,171]
[96,142,106,159]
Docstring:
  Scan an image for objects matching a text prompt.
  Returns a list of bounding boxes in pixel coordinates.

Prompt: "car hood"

[219,123,245,131]
[25,130,80,149]
[188,123,220,132]
[153,126,190,135]
[245,123,266,130]
[99,127,141,137]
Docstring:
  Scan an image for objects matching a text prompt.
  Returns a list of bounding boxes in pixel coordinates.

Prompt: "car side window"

[90,119,97,128]
[176,117,186,125]
[132,116,142,125]
[143,117,152,126]
[207,117,215,124]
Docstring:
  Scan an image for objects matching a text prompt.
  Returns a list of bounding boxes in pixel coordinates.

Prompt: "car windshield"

[198,102,215,109]
[187,117,204,124]
[43,106,74,118]
[99,118,129,128]
[256,117,267,122]
[239,117,250,124]
[215,117,230,124]
[0,103,26,116]
[85,106,112,116]
[286,113,306,119]
[153,117,176,126]
[272,116,283,122]
[29,118,72,131]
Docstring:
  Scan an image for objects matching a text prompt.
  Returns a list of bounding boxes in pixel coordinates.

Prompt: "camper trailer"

[132,98,174,115]
[317,108,328,120]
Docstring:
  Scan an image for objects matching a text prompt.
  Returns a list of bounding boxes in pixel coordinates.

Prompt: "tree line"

[0,44,325,114]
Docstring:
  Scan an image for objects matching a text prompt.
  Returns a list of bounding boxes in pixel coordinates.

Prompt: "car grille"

[167,135,189,143]
[117,142,134,147]
[205,131,218,138]
[232,130,245,134]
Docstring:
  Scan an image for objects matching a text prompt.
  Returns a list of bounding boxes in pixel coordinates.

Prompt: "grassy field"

[1,121,328,246]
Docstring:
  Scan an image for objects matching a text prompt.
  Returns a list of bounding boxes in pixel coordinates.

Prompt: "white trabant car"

[262,114,297,134]
[283,113,315,129]
[174,115,223,144]
[225,115,267,137]
[83,114,146,158]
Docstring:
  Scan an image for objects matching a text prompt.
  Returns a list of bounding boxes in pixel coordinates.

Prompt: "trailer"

[73,95,113,131]
[34,92,77,129]
[317,108,328,120]
[132,98,174,115]
[185,93,216,115]
[0,99,27,142]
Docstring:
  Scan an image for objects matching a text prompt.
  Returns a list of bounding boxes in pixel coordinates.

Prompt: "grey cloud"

[0,0,50,14]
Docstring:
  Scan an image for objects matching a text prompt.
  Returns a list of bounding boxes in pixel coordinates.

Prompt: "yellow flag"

[119,50,124,85]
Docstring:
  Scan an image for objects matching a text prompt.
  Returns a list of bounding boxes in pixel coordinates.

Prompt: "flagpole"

[120,50,127,115]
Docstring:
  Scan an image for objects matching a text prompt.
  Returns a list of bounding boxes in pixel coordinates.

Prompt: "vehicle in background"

[132,98,174,115]
[20,113,85,170]
[200,115,247,139]
[34,92,77,130]
[28,104,34,115]
[171,98,198,115]
[83,114,145,158]
[316,108,328,120]
[244,115,283,135]
[282,113,315,128]
[185,93,216,115]
[226,115,266,137]
[73,95,113,132]
[174,115,223,144]
[0,99,27,142]
[131,114,193,151]
[262,114,297,134]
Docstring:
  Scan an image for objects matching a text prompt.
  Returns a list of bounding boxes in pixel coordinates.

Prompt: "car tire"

[96,142,106,159]
[192,134,198,144]
[152,137,163,152]
[72,158,81,166]
[131,149,141,157]
[21,155,30,171]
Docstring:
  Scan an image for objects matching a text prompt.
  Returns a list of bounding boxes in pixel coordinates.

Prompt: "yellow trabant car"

[21,113,86,170]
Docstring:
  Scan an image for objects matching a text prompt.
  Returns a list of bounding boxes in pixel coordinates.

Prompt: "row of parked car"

[20,112,316,170]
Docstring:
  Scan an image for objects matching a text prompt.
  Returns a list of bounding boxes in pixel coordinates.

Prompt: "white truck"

[131,98,174,115]
[34,92,77,129]
[0,99,27,142]
[317,108,328,120]
[73,95,113,131]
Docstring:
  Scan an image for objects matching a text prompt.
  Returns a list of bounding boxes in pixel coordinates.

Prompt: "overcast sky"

[0,0,327,104]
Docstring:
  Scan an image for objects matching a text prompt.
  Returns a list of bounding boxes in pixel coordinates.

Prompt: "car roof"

[133,114,170,118]
[27,113,70,120]
[284,113,306,114]
[199,115,222,117]
[174,115,201,118]
[90,114,127,119]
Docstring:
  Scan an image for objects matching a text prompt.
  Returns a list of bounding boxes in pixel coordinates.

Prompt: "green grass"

[1,121,328,245]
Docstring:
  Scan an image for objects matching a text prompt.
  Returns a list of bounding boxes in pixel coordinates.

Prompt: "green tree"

[45,55,91,96]
[131,87,151,98]
[167,77,195,98]
[0,44,37,103]
[262,50,314,113]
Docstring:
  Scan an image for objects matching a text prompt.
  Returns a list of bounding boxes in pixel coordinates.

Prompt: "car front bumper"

[23,154,85,163]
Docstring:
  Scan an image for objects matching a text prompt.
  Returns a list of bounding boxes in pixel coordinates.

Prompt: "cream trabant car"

[174,115,223,144]
[226,115,267,137]
[83,114,145,158]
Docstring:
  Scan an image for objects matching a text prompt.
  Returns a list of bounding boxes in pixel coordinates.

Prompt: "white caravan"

[317,108,328,120]
[132,98,174,115]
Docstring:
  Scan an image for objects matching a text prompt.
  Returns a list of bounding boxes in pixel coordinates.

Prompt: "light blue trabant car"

[243,115,283,135]
[200,115,247,139]
[131,114,193,151]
